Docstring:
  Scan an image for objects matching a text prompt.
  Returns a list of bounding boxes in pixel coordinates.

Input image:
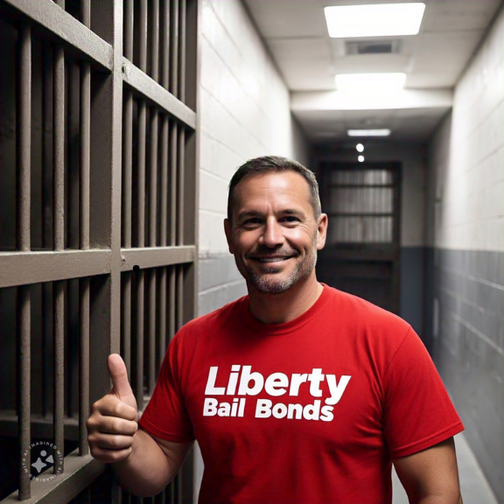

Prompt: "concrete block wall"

[198,0,309,317]
[426,5,504,501]
[194,2,310,494]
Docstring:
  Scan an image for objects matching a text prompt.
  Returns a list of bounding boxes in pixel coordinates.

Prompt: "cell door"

[317,162,401,314]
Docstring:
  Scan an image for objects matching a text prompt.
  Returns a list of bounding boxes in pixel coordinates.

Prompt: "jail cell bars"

[326,169,398,244]
[124,0,188,102]
[0,0,198,502]
[0,278,99,492]
[122,94,188,249]
[120,265,187,408]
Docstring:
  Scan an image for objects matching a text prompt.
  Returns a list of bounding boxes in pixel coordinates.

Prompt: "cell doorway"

[317,162,401,314]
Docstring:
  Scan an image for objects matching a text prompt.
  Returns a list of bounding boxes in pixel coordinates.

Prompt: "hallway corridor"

[0,0,503,502]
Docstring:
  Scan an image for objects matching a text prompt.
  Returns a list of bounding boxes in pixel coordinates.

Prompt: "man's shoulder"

[179,295,248,334]
[323,284,411,332]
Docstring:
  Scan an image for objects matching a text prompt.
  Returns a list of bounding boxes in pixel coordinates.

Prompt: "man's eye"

[242,218,262,226]
[281,216,300,223]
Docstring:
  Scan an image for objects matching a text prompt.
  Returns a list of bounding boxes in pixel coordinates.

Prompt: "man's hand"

[87,354,139,464]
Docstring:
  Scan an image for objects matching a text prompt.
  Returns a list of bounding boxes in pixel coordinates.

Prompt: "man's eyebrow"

[236,210,263,221]
[281,209,304,215]
[236,208,306,221]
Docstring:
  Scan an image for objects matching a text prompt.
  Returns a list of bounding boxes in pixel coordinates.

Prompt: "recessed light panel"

[324,3,425,38]
[348,129,391,137]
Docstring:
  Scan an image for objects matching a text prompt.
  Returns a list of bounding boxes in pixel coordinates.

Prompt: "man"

[87,156,464,503]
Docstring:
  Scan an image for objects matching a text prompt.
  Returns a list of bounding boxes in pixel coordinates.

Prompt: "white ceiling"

[243,0,503,143]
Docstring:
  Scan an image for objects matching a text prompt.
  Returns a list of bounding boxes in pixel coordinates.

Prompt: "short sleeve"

[382,328,464,458]
[139,333,195,442]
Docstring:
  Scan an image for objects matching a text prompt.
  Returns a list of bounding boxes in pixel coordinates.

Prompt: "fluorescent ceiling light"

[348,129,391,137]
[324,3,425,38]
[356,143,364,152]
[335,73,406,93]
[358,155,365,163]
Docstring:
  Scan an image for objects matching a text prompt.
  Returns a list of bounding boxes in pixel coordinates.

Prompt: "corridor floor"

[392,432,499,504]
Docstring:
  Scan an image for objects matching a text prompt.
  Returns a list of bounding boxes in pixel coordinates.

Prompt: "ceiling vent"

[345,40,402,55]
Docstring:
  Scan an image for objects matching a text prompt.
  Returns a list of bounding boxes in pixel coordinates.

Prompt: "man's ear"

[316,213,328,250]
[224,218,234,254]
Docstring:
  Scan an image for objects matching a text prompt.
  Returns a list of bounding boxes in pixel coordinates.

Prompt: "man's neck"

[247,276,324,324]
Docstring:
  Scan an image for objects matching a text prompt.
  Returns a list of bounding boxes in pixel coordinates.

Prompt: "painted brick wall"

[426,5,504,501]
[198,0,309,318]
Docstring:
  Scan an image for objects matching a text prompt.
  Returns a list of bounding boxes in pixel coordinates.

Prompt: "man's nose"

[259,218,284,248]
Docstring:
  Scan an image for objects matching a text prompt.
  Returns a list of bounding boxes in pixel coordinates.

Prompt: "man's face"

[224,171,327,294]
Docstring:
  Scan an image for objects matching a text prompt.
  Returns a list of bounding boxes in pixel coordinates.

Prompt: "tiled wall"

[198,0,309,317]
[426,5,504,501]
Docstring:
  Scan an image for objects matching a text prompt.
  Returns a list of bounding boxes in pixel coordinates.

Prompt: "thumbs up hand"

[87,354,139,464]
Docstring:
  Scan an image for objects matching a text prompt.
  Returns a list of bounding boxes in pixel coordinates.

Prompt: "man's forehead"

[232,171,311,196]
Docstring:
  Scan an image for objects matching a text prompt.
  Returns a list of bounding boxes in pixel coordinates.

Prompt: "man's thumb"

[108,354,137,409]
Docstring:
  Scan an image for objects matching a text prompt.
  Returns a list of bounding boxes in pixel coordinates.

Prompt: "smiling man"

[87,156,464,503]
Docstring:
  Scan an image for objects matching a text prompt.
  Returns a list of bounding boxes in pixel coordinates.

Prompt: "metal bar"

[42,283,51,418]
[0,249,111,288]
[123,91,133,248]
[138,101,147,247]
[120,246,196,271]
[135,271,144,411]
[81,0,90,27]
[139,0,148,72]
[158,267,167,366]
[42,45,53,251]
[176,265,184,331]
[3,0,112,70]
[124,0,134,60]
[54,280,65,472]
[122,60,196,129]
[149,110,159,247]
[17,24,31,252]
[169,122,178,246]
[177,128,185,245]
[168,266,176,341]
[170,0,179,97]
[18,285,31,500]
[161,0,170,89]
[148,270,156,393]
[55,0,65,8]
[54,45,65,251]
[122,274,132,376]
[178,0,186,102]
[160,116,169,246]
[68,63,80,250]
[80,62,91,250]
[151,0,160,82]
[79,278,90,455]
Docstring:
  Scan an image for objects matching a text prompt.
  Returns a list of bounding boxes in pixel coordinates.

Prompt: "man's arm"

[87,354,192,497]
[110,428,192,496]
[393,437,462,504]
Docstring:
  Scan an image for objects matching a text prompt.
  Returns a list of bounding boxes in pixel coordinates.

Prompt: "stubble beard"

[245,245,318,294]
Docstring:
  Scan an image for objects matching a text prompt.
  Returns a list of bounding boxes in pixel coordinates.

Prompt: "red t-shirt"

[140,285,463,504]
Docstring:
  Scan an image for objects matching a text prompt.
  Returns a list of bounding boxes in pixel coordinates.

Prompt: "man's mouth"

[256,257,289,262]
[249,254,297,263]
